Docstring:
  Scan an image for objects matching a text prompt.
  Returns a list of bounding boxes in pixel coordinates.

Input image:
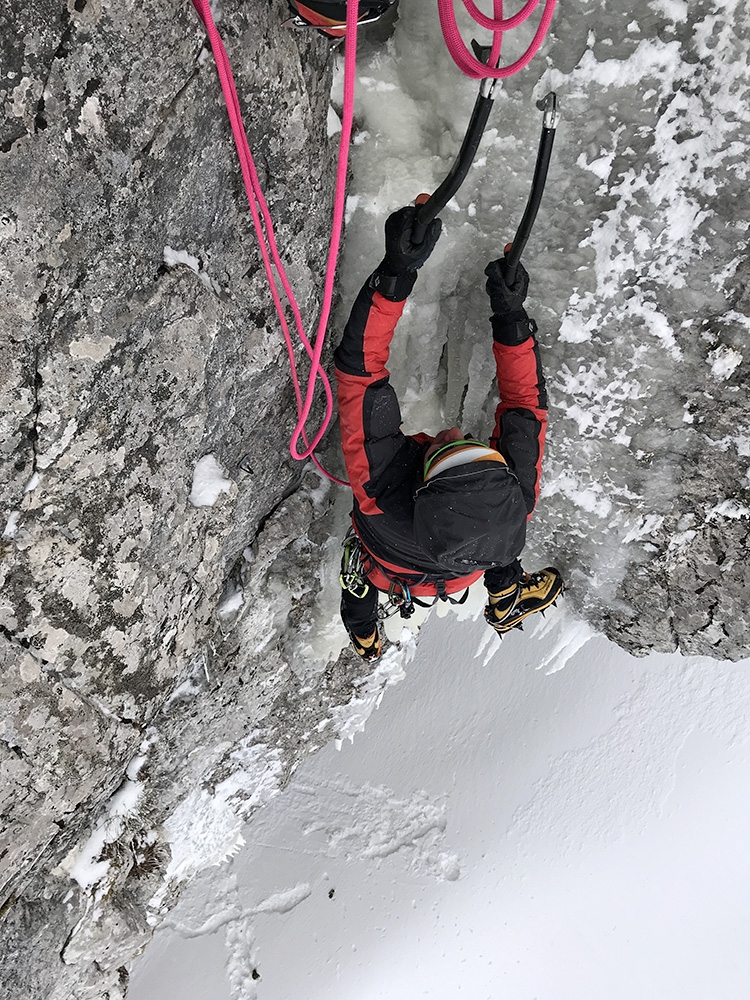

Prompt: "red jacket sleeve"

[334,279,408,515]
[490,335,548,516]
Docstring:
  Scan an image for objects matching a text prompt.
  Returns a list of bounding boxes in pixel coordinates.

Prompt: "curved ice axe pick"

[411,43,501,245]
[503,92,560,283]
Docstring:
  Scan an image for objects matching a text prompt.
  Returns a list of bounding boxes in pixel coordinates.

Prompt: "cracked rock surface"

[1,1,357,996]
[2,0,750,996]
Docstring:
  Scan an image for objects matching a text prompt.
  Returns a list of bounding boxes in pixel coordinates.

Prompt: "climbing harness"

[340,530,415,619]
[340,529,470,621]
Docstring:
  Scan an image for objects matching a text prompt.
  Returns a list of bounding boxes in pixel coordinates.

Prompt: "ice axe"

[411,46,502,246]
[503,92,560,283]
[411,85,560,280]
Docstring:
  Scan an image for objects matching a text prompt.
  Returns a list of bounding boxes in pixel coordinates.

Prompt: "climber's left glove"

[484,258,529,314]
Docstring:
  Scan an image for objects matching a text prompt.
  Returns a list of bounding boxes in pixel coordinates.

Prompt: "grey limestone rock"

[1,0,357,995]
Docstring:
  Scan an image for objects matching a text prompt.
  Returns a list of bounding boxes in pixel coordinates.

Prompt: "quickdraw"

[380,579,417,620]
[379,578,470,620]
[339,529,371,598]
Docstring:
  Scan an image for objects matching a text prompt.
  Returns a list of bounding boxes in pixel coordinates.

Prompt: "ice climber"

[335,205,564,661]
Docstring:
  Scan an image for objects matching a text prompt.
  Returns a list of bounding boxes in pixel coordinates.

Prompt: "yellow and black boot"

[348,625,382,662]
[485,568,563,635]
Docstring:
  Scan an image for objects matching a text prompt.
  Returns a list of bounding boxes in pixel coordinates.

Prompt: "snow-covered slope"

[129,609,750,1000]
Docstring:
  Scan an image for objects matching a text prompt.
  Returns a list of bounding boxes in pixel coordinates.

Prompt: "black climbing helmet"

[284,0,395,37]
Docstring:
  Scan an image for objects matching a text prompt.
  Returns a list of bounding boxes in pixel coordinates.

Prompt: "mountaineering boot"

[347,624,382,662]
[484,567,564,635]
[484,580,520,622]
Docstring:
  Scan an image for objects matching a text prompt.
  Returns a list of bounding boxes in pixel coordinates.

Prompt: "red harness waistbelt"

[355,531,483,597]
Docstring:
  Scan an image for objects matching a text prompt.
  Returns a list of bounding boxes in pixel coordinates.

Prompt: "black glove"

[382,206,442,275]
[484,258,530,315]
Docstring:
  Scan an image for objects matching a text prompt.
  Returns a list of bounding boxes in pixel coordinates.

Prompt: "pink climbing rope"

[190,0,359,485]
[190,0,553,486]
[438,0,556,79]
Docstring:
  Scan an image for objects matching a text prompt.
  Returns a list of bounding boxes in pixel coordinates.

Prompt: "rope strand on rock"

[190,0,357,486]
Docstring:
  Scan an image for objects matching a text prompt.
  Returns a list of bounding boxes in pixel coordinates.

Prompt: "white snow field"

[129,608,750,999]
[130,0,750,995]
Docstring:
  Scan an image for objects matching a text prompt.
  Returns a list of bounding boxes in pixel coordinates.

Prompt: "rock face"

[527,7,750,662]
[1,1,361,996]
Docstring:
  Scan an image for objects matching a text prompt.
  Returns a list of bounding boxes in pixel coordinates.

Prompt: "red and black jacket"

[334,268,548,598]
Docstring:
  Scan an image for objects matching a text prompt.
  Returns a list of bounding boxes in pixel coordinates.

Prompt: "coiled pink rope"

[190,0,359,485]
[438,0,556,79]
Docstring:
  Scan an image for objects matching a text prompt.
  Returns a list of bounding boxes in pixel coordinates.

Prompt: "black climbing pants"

[484,559,523,593]
[340,583,379,636]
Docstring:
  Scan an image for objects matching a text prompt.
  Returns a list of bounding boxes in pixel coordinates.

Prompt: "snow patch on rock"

[189,454,234,508]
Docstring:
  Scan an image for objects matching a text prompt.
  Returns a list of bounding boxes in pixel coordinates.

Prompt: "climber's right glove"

[370,205,442,301]
[484,258,536,346]
[383,205,442,274]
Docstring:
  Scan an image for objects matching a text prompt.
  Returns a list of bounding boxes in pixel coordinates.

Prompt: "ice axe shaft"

[504,92,560,283]
[411,52,499,245]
